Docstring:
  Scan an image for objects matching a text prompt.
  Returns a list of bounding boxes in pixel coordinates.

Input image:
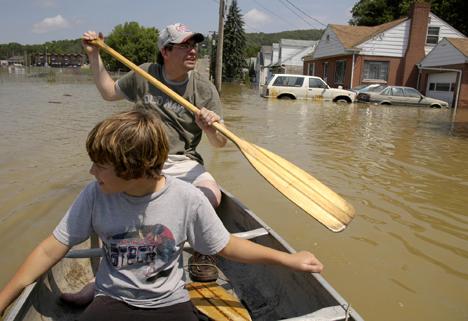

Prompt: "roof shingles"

[331,18,407,49]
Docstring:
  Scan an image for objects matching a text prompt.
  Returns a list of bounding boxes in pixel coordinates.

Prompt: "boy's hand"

[287,251,324,273]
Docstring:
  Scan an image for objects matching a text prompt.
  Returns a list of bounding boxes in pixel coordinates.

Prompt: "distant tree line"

[0,39,82,60]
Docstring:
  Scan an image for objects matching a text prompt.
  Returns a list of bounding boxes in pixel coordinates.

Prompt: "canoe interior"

[5,190,363,321]
[216,190,363,321]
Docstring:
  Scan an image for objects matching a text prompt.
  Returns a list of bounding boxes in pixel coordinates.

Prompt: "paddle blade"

[236,140,355,232]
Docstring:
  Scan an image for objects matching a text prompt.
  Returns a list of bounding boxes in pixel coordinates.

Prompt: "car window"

[309,78,327,89]
[273,76,304,87]
[403,88,422,98]
[381,88,392,95]
[368,85,387,92]
[351,84,367,91]
[391,87,405,96]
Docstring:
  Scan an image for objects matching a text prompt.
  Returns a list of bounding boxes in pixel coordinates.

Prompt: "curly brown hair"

[86,109,169,180]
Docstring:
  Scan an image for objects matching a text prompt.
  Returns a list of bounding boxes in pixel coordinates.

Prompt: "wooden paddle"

[89,38,355,232]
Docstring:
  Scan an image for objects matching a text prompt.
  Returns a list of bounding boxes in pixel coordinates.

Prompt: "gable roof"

[447,37,468,57]
[330,18,407,49]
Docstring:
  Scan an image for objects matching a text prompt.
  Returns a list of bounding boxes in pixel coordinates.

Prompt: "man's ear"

[161,48,170,59]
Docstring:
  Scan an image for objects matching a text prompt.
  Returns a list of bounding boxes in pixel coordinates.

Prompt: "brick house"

[303,2,466,107]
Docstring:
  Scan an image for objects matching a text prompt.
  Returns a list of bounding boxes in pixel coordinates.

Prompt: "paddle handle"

[90,39,240,144]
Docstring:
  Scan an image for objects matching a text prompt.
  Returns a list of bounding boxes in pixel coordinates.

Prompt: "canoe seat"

[187,282,252,321]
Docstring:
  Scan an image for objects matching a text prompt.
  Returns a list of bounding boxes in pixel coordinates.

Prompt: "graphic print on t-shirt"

[103,224,177,281]
[143,93,185,115]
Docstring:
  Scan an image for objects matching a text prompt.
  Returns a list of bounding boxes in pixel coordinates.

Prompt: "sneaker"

[188,252,219,282]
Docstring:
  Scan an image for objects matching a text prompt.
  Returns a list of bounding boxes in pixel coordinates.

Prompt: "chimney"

[400,2,431,87]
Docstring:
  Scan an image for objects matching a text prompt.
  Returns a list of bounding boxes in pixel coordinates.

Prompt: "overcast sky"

[0,0,356,45]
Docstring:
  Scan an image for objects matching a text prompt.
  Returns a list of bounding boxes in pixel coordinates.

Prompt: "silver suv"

[261,74,356,103]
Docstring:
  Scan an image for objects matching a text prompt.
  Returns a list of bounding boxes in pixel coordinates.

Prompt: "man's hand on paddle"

[195,108,221,132]
[195,108,227,148]
[82,31,103,56]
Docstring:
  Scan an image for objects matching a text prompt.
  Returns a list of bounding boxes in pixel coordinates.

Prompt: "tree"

[350,0,466,36]
[102,22,158,71]
[222,0,247,82]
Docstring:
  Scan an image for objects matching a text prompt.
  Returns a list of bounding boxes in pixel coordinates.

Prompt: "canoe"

[3,189,364,321]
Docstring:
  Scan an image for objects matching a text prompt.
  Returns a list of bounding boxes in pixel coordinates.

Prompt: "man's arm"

[0,235,70,315]
[82,31,124,101]
[218,235,323,273]
[195,108,228,148]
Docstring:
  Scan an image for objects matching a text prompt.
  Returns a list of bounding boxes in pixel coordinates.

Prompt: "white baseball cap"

[158,23,204,50]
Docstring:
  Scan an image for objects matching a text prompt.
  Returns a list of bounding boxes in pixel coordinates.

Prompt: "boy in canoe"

[0,109,323,320]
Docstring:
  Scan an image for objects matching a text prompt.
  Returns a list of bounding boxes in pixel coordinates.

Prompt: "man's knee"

[195,181,221,208]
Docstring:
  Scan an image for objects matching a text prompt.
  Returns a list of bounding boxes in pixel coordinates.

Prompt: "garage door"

[426,72,457,107]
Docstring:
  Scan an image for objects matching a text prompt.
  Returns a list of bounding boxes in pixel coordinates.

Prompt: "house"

[255,45,273,88]
[33,53,86,67]
[7,56,24,65]
[256,39,317,87]
[303,2,466,107]
[418,38,468,109]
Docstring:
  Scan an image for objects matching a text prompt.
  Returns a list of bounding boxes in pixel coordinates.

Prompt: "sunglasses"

[168,42,198,50]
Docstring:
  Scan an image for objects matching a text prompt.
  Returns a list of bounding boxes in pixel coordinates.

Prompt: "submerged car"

[356,86,449,108]
[351,83,387,94]
[261,74,356,103]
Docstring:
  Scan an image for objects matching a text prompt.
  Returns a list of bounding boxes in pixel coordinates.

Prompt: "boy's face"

[89,163,130,194]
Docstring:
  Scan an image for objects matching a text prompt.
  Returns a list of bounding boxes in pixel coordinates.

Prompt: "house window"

[363,61,389,82]
[308,63,315,76]
[323,62,329,82]
[334,60,346,84]
[426,26,440,44]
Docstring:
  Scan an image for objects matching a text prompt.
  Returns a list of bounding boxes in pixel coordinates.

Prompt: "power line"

[250,0,303,30]
[276,0,316,28]
[284,0,327,27]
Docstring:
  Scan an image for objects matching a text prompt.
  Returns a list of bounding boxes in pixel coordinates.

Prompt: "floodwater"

[0,68,467,321]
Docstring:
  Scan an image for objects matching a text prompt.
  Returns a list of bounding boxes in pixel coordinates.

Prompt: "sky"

[0,0,357,45]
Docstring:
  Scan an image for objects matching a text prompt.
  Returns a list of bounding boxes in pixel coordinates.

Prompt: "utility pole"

[215,0,225,93]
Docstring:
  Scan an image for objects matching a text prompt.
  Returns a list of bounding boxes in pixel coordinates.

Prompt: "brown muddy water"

[0,69,467,321]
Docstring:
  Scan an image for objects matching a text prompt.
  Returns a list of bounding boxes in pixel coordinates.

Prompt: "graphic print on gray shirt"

[53,176,230,308]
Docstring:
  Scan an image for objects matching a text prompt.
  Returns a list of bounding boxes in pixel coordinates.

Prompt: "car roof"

[273,74,320,79]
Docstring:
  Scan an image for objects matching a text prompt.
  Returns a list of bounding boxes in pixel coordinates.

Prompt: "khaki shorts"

[162,155,215,185]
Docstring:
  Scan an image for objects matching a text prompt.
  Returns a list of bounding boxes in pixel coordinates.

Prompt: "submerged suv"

[261,74,356,103]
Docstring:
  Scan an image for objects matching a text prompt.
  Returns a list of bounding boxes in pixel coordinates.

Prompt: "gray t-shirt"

[53,176,230,308]
[116,63,223,164]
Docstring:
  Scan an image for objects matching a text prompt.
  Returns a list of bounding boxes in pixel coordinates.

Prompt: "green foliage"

[350,0,467,35]
[222,0,247,82]
[103,22,158,71]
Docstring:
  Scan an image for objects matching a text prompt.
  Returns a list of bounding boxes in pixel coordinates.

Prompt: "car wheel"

[278,94,295,100]
[430,104,441,108]
[335,98,349,104]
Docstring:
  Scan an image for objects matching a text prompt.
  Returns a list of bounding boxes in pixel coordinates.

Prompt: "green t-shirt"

[116,63,223,164]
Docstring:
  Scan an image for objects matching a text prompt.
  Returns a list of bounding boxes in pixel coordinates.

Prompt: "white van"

[261,74,356,103]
